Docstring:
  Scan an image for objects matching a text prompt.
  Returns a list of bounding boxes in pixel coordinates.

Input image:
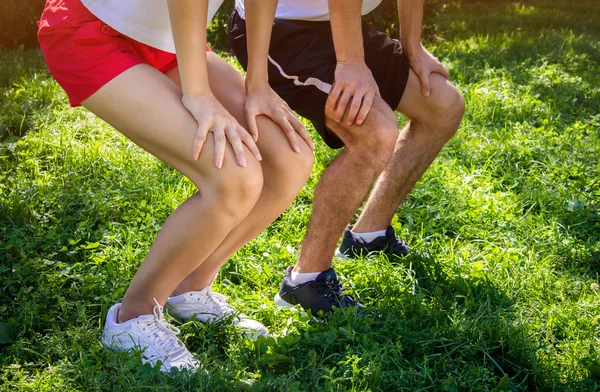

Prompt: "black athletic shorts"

[229,10,410,149]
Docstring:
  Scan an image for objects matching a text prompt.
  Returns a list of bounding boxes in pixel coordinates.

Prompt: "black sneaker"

[335,225,411,259]
[273,267,364,316]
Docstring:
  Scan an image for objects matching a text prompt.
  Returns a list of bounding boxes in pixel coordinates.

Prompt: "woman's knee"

[290,143,315,182]
[263,141,314,201]
[192,157,264,222]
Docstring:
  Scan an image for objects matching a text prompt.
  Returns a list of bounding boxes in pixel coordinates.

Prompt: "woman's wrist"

[182,86,213,99]
[245,76,270,93]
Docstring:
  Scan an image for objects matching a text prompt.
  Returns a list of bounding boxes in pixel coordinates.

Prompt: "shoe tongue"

[315,268,338,283]
[385,225,396,239]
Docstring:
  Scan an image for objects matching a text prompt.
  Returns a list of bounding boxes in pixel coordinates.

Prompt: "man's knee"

[425,74,465,134]
[325,99,398,165]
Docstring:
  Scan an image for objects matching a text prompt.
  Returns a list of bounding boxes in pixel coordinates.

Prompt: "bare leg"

[294,98,399,272]
[353,71,465,232]
[168,53,314,294]
[82,64,264,322]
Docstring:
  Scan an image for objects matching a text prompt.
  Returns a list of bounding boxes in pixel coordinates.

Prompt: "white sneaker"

[102,299,200,372]
[166,287,269,339]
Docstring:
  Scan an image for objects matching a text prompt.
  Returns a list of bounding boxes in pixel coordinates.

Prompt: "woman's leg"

[82,63,264,322]
[168,53,314,294]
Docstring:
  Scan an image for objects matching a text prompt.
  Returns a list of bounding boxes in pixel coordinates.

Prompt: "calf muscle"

[296,98,397,272]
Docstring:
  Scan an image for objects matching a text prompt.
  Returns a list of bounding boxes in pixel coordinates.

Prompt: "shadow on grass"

[0,48,61,141]
[206,258,540,391]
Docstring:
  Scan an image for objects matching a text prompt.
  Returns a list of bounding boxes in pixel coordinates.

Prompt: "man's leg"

[294,97,399,273]
[352,70,465,233]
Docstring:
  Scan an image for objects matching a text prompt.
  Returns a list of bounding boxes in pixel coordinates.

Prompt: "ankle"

[171,281,211,297]
[291,269,322,284]
[352,222,389,233]
[350,227,388,244]
[117,307,138,324]
[293,259,331,274]
[117,301,152,323]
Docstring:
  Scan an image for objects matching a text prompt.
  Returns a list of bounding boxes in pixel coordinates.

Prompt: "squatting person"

[225,0,465,313]
[37,0,314,371]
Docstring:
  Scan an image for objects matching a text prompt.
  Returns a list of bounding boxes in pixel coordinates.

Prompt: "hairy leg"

[168,53,314,294]
[82,64,263,322]
[295,97,398,272]
[353,70,465,233]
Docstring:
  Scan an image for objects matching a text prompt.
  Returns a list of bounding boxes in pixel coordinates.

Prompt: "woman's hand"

[245,84,315,153]
[182,92,262,168]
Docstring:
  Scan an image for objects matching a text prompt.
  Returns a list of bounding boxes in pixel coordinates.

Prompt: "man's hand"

[245,83,315,153]
[407,44,449,97]
[326,61,380,127]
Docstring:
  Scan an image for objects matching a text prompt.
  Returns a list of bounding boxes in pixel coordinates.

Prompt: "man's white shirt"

[234,0,383,21]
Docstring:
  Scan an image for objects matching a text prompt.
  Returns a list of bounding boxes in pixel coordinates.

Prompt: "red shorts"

[37,0,210,107]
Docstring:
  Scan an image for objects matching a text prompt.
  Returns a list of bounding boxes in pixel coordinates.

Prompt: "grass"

[1,0,599,390]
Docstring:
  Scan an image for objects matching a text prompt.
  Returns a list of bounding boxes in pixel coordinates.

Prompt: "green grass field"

[1,1,599,390]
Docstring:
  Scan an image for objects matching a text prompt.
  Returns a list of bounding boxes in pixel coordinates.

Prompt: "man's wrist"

[403,42,425,60]
[337,57,366,66]
[400,39,424,57]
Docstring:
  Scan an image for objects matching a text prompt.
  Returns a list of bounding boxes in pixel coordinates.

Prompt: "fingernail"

[310,142,316,150]
[217,159,223,169]
[425,91,430,97]
[257,154,263,161]
[194,152,199,160]
[295,146,301,153]
[253,135,258,142]
[240,157,247,167]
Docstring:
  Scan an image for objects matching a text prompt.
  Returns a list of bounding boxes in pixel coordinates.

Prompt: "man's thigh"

[229,12,410,147]
[396,69,464,126]
[325,95,398,148]
[229,10,342,148]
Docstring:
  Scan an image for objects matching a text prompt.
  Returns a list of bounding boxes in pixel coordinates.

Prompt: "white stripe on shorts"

[268,55,332,94]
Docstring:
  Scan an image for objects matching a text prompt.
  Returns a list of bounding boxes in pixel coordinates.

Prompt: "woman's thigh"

[81,63,260,188]
[166,53,314,170]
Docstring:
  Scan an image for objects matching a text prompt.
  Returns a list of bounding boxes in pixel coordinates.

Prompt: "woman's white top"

[80,0,224,53]
[235,0,383,21]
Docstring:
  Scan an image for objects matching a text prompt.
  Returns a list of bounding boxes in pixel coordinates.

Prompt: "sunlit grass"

[1,1,599,390]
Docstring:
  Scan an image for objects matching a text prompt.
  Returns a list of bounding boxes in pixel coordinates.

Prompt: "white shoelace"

[203,290,236,316]
[143,299,189,361]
